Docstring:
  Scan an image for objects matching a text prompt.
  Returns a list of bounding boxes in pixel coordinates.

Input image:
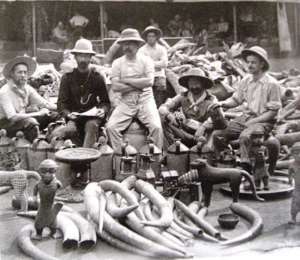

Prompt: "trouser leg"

[153,77,167,108]
[83,118,103,148]
[137,98,163,150]
[106,102,136,151]
[50,120,80,145]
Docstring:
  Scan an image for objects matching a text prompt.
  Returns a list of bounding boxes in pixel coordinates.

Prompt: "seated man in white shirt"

[106,28,163,151]
[0,56,57,142]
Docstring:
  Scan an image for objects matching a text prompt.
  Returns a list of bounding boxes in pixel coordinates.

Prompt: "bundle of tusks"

[16,176,263,259]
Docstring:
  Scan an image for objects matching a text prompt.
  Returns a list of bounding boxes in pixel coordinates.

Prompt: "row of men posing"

[0,27,282,174]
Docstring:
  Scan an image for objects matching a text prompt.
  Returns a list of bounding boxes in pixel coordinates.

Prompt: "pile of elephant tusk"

[16,176,264,259]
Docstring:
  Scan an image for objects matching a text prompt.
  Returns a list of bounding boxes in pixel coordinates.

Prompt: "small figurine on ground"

[289,142,300,225]
[33,159,63,240]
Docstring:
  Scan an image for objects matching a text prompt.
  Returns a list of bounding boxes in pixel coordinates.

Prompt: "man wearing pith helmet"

[212,46,281,174]
[138,26,168,107]
[54,38,110,147]
[106,28,163,151]
[159,67,225,148]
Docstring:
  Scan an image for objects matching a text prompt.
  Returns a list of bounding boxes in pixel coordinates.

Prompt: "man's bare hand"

[39,108,50,116]
[166,113,179,126]
[67,112,78,121]
[96,108,105,119]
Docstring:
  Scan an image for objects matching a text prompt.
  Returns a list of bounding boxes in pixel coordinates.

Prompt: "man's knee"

[106,120,118,134]
[148,122,162,133]
[23,117,39,128]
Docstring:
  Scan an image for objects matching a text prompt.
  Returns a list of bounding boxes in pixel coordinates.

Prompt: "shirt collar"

[187,91,207,112]
[248,72,268,84]
[7,79,28,99]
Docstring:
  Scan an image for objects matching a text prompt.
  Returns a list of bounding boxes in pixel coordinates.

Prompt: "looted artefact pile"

[16,176,264,259]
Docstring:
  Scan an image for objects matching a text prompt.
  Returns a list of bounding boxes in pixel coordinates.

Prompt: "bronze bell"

[114,139,137,180]
[139,138,162,179]
[0,129,13,153]
[166,139,189,176]
[12,131,31,170]
[91,136,114,181]
[137,153,156,184]
[27,135,51,171]
[116,156,137,182]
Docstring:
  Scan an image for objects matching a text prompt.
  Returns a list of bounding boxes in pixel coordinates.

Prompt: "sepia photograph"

[1,0,300,259]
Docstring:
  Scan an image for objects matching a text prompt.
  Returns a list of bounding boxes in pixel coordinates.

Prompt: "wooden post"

[99,2,105,53]
[233,4,238,43]
[294,3,299,53]
[32,1,37,57]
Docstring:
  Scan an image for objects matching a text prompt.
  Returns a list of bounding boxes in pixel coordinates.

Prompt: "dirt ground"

[1,181,300,260]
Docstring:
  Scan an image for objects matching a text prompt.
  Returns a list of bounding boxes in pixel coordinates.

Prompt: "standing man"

[138,26,168,107]
[211,46,281,173]
[69,12,89,43]
[53,38,110,147]
[0,56,57,142]
[106,28,163,151]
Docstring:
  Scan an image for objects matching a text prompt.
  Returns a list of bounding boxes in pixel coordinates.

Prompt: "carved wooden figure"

[249,130,269,190]
[33,159,63,240]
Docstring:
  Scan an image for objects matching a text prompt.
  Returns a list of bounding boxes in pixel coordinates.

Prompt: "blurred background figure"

[52,21,69,49]
[149,17,160,29]
[69,11,89,44]
[167,14,182,37]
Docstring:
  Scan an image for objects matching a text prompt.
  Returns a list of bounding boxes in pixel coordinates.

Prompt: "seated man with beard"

[52,38,110,148]
[159,68,226,148]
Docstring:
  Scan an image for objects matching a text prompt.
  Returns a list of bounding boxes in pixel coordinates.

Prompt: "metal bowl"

[218,213,239,229]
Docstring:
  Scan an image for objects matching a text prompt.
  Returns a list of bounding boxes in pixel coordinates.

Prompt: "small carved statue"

[249,130,269,190]
[33,159,63,240]
[289,142,300,225]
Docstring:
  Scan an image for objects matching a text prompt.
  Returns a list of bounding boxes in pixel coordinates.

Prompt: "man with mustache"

[106,28,163,151]
[54,38,110,147]
[211,46,281,174]
[159,68,225,148]
[0,56,57,142]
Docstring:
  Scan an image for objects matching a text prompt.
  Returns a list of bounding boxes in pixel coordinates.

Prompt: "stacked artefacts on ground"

[2,37,300,258]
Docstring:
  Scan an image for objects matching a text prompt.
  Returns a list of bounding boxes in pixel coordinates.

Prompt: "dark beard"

[78,62,88,70]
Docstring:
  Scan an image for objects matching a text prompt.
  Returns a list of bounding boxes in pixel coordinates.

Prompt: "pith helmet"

[179,68,214,89]
[116,28,145,45]
[71,38,96,55]
[142,26,162,39]
[241,46,270,71]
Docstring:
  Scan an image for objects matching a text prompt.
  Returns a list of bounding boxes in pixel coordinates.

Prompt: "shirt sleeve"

[28,86,49,108]
[0,93,16,119]
[143,56,155,78]
[231,79,245,105]
[266,82,282,111]
[111,59,121,80]
[57,74,72,117]
[159,94,183,118]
